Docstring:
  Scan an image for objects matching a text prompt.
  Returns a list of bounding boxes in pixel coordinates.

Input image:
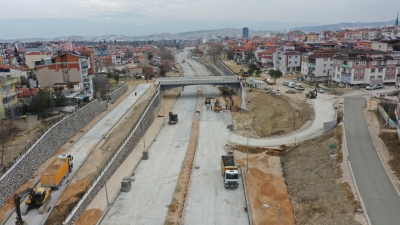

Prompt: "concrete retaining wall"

[107,84,128,103]
[377,104,397,129]
[215,59,236,75]
[63,89,162,225]
[323,112,339,133]
[0,84,127,208]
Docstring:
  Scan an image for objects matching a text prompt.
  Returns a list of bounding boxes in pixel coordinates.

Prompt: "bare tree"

[0,120,16,167]
[209,43,223,63]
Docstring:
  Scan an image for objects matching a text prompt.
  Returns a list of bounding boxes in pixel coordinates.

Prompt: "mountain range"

[291,20,397,32]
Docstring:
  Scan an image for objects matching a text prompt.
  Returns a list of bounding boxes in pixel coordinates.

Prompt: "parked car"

[288,82,296,88]
[366,83,383,90]
[294,84,305,91]
[282,81,288,86]
[292,78,298,83]
[316,88,325,93]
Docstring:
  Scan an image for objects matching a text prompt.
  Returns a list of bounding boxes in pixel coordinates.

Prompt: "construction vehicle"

[205,96,211,105]
[168,111,178,125]
[214,98,222,111]
[41,154,73,190]
[306,89,318,99]
[221,155,239,188]
[14,186,52,221]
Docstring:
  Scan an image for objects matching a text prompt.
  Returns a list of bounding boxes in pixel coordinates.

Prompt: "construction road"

[101,51,248,225]
[182,55,248,224]
[4,84,151,225]
[344,97,400,225]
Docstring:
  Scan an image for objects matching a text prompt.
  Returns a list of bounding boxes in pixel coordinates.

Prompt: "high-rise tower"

[394,14,399,36]
[242,27,249,38]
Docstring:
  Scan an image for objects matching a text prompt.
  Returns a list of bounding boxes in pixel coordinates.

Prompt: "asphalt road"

[182,55,248,224]
[5,84,151,225]
[344,97,400,225]
[100,51,198,225]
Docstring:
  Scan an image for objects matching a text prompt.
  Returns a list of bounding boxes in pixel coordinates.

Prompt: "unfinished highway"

[4,84,151,225]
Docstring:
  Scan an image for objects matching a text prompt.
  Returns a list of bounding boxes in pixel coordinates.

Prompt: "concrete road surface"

[101,52,197,225]
[182,56,248,224]
[229,98,336,147]
[5,84,151,225]
[344,97,400,225]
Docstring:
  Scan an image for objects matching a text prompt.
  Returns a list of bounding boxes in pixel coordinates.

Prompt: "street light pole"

[369,89,372,110]
[263,204,280,225]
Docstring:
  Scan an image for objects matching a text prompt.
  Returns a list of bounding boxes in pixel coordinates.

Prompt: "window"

[295,61,297,63]
[361,61,366,65]
[355,69,359,73]
[338,60,341,64]
[322,70,326,73]
[387,60,392,64]
[360,76,364,80]
[324,64,326,67]
[355,61,360,65]
[354,76,358,81]
[370,76,375,80]
[287,68,290,72]
[324,58,328,61]
[393,68,396,71]
[289,56,292,58]
[330,64,333,67]
[393,60,397,64]
[378,75,382,78]
[333,59,336,63]
[372,61,376,65]
[371,69,375,73]
[295,56,297,58]
[361,69,364,73]
[378,68,383,72]
[289,61,291,64]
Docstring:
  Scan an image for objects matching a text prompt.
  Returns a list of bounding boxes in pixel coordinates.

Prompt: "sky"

[0,0,399,39]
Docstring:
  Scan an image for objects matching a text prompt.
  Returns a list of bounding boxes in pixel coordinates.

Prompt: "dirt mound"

[285,90,296,94]
[232,90,313,138]
[75,208,103,225]
[281,130,360,224]
[234,145,287,157]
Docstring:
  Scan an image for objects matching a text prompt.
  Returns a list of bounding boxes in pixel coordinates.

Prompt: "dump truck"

[168,111,178,125]
[41,154,73,190]
[221,155,239,188]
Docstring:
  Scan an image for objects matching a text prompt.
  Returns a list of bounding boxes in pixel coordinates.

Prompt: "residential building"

[25,51,53,69]
[0,43,7,64]
[94,45,109,56]
[126,63,143,77]
[243,27,249,38]
[112,54,122,64]
[34,52,94,100]
[332,49,399,87]
[273,46,302,74]
[301,53,335,82]
[395,89,400,139]
[0,77,22,119]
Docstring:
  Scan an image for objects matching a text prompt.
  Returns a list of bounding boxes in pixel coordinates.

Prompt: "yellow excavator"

[205,96,211,105]
[14,187,52,224]
[214,98,222,111]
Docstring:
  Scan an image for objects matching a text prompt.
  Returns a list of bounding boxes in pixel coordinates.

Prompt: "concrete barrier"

[323,112,339,133]
[377,104,397,129]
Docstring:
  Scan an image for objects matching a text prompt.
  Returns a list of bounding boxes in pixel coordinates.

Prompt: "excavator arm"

[14,188,33,225]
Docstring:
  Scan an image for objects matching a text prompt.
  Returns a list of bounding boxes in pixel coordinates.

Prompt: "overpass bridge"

[156,76,247,111]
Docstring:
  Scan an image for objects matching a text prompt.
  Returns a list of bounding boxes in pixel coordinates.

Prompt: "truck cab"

[224,170,239,188]
[58,154,73,171]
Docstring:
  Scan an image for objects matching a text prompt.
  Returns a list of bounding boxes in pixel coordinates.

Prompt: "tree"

[14,47,22,64]
[92,75,110,98]
[255,70,262,77]
[226,48,235,60]
[245,50,255,63]
[0,121,16,167]
[53,91,67,107]
[30,89,52,117]
[20,76,30,88]
[268,69,283,82]
[114,74,120,83]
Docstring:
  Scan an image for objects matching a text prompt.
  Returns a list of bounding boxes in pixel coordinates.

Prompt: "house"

[301,53,335,82]
[0,43,7,64]
[126,63,143,77]
[273,46,302,74]
[25,51,53,69]
[34,52,94,100]
[0,77,22,119]
[332,49,399,87]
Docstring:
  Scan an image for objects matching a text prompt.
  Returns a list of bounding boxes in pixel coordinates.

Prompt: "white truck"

[221,155,239,188]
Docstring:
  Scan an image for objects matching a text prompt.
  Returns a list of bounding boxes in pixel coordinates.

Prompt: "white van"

[288,82,296,88]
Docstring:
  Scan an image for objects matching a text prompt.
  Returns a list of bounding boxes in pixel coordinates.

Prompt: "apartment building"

[0,43,7,64]
[34,52,94,100]
[332,49,399,87]
[301,54,334,82]
[25,51,53,69]
[0,77,22,119]
[273,46,302,74]
[396,92,400,139]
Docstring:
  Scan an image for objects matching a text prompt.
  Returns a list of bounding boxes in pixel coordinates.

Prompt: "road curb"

[238,165,252,225]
